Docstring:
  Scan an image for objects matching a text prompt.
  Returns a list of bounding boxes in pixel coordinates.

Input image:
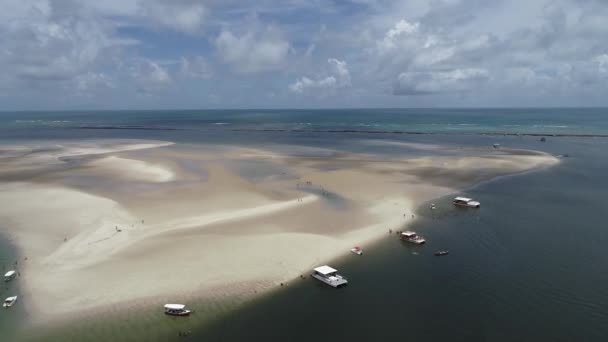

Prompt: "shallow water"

[0,235,21,342]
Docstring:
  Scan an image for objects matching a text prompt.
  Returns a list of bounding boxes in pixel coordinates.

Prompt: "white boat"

[4,270,16,282]
[400,231,426,244]
[311,265,348,288]
[164,304,191,316]
[350,246,363,255]
[453,196,480,208]
[3,296,17,308]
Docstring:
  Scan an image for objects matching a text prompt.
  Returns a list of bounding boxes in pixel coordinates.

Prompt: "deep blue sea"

[1,108,608,341]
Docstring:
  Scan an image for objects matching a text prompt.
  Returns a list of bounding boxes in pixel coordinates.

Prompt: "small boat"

[311,265,348,288]
[434,250,449,256]
[453,197,480,208]
[4,270,16,282]
[164,304,191,316]
[400,231,426,244]
[350,246,363,255]
[3,296,17,308]
[493,143,500,149]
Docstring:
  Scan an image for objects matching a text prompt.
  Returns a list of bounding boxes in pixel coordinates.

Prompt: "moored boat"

[400,231,426,244]
[350,246,363,255]
[453,196,480,208]
[311,265,348,288]
[3,296,17,308]
[4,270,16,282]
[164,304,191,316]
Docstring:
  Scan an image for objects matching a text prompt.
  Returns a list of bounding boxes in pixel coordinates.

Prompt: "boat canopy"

[401,231,417,237]
[4,270,15,277]
[454,197,473,202]
[164,304,186,310]
[314,265,338,275]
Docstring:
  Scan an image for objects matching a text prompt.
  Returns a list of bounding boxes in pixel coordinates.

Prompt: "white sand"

[0,140,559,323]
[87,156,175,183]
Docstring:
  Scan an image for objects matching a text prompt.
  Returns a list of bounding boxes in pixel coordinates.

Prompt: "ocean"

[1,108,608,341]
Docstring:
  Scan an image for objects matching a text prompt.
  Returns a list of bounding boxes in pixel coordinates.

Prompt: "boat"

[164,304,191,316]
[493,143,500,149]
[453,196,480,208]
[4,270,16,282]
[434,250,449,256]
[350,246,363,255]
[3,296,17,308]
[400,231,426,244]
[311,265,348,288]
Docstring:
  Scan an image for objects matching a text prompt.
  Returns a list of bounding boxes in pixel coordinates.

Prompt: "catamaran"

[400,231,426,244]
[453,196,480,208]
[164,304,191,316]
[4,270,16,282]
[3,296,17,308]
[311,265,348,288]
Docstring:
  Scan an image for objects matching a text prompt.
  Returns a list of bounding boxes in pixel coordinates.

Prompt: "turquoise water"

[2,108,608,140]
[1,109,608,341]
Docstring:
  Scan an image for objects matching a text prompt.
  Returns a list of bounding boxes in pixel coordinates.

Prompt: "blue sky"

[1,0,607,110]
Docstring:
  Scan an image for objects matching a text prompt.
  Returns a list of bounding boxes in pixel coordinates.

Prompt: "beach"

[0,138,558,327]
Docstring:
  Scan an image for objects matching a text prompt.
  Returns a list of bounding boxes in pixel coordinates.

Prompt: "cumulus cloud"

[215,24,290,73]
[137,0,206,34]
[0,0,122,82]
[289,58,351,94]
[129,60,172,93]
[180,56,212,79]
[394,68,489,95]
[596,55,608,74]
[75,72,114,92]
[2,0,608,108]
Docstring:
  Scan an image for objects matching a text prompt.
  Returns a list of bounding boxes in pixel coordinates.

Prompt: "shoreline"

[0,139,560,333]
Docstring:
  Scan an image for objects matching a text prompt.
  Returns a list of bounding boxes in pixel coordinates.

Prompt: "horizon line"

[1,106,608,113]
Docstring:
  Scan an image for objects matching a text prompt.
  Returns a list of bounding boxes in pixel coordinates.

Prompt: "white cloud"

[394,68,489,95]
[289,58,351,94]
[2,0,608,108]
[377,19,420,52]
[129,60,172,93]
[75,72,114,91]
[596,54,608,74]
[0,0,122,82]
[180,56,212,79]
[137,0,206,34]
[215,25,290,73]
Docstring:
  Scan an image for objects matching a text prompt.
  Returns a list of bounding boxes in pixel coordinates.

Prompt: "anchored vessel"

[312,265,348,288]
[453,197,480,208]
[164,304,191,316]
[4,270,16,282]
[3,296,17,308]
[350,246,363,255]
[400,231,426,244]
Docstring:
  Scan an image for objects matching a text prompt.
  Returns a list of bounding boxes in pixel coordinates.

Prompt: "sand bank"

[0,139,559,323]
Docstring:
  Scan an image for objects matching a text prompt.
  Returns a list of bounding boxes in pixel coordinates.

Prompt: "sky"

[0,0,607,110]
